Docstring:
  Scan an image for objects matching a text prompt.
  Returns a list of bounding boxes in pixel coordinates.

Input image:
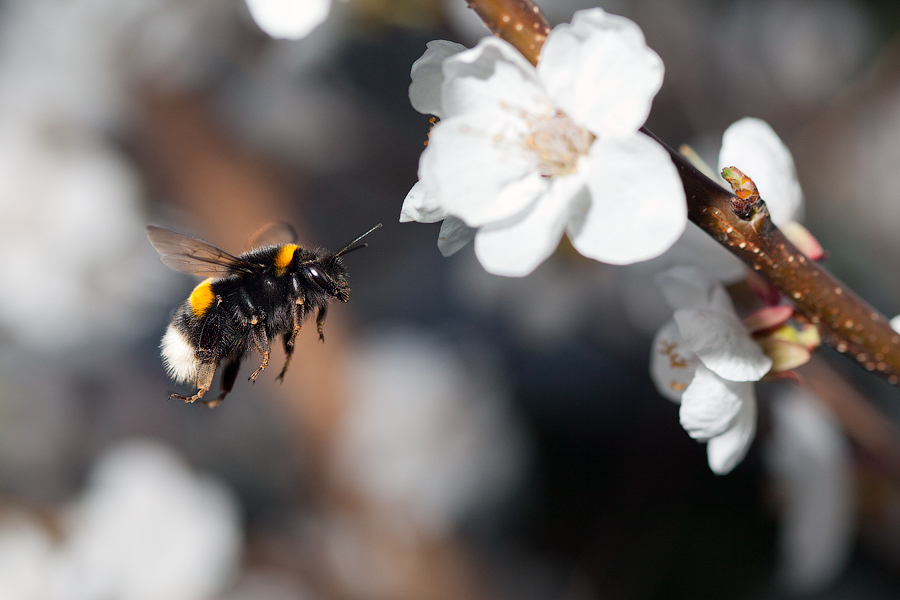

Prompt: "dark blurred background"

[2,0,900,598]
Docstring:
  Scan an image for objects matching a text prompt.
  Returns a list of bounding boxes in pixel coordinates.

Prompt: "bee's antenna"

[336,223,382,257]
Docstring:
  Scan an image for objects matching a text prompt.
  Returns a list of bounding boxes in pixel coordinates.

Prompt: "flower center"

[524,110,593,178]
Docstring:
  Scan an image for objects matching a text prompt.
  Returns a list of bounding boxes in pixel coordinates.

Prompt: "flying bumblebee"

[147,222,381,408]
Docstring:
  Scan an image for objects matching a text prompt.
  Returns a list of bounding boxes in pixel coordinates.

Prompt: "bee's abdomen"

[160,322,201,384]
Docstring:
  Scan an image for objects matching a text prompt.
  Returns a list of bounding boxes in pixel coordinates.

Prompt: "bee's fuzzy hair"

[160,324,200,384]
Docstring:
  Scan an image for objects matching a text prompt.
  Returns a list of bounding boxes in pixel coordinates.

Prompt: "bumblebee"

[147,222,380,407]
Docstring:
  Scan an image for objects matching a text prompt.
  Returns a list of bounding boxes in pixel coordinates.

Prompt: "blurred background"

[3,0,900,598]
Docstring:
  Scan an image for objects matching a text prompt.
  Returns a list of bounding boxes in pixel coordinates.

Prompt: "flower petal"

[473,172,586,276]
[421,113,546,227]
[680,364,749,440]
[441,37,545,119]
[538,8,664,139]
[655,265,736,313]
[706,389,757,474]
[409,40,467,119]
[718,117,803,225]
[438,217,476,257]
[245,0,330,39]
[400,180,447,223]
[650,319,701,403]
[674,309,772,382]
[568,133,686,265]
[742,304,794,334]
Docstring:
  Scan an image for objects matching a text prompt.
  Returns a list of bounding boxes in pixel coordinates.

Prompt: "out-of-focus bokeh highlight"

[2,0,900,598]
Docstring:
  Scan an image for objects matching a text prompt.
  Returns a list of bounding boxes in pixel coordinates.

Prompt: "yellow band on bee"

[189,278,215,317]
[275,244,298,275]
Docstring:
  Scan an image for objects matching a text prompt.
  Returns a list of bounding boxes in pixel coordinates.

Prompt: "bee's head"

[299,224,379,304]
[302,258,350,302]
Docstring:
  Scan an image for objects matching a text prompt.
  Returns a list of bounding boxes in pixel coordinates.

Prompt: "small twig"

[465,0,900,386]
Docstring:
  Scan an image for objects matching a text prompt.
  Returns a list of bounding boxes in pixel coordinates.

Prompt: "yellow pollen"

[659,341,688,369]
[189,278,215,317]
[275,244,299,275]
[669,380,688,392]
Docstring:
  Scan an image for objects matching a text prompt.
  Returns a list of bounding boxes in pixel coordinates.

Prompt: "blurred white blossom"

[0,0,234,349]
[57,440,243,600]
[0,513,60,599]
[765,387,854,594]
[245,0,332,40]
[334,325,526,534]
[0,120,164,349]
[0,440,243,600]
[401,8,686,276]
[0,0,229,127]
[650,266,771,474]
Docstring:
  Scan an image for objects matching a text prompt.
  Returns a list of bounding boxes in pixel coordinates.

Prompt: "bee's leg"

[249,327,270,382]
[277,303,304,382]
[316,305,328,342]
[204,357,242,408]
[170,361,216,404]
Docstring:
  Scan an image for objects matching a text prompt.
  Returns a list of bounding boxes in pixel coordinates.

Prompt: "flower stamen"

[522,110,592,177]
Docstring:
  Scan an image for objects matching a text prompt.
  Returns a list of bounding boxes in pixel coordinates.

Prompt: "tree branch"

[466,0,549,66]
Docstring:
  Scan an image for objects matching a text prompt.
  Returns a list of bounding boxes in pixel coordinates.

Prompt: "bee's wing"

[146,226,256,277]
[246,221,298,250]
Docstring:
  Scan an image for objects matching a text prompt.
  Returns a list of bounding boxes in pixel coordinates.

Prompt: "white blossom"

[650,266,772,474]
[245,0,331,39]
[333,325,526,534]
[401,8,686,276]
